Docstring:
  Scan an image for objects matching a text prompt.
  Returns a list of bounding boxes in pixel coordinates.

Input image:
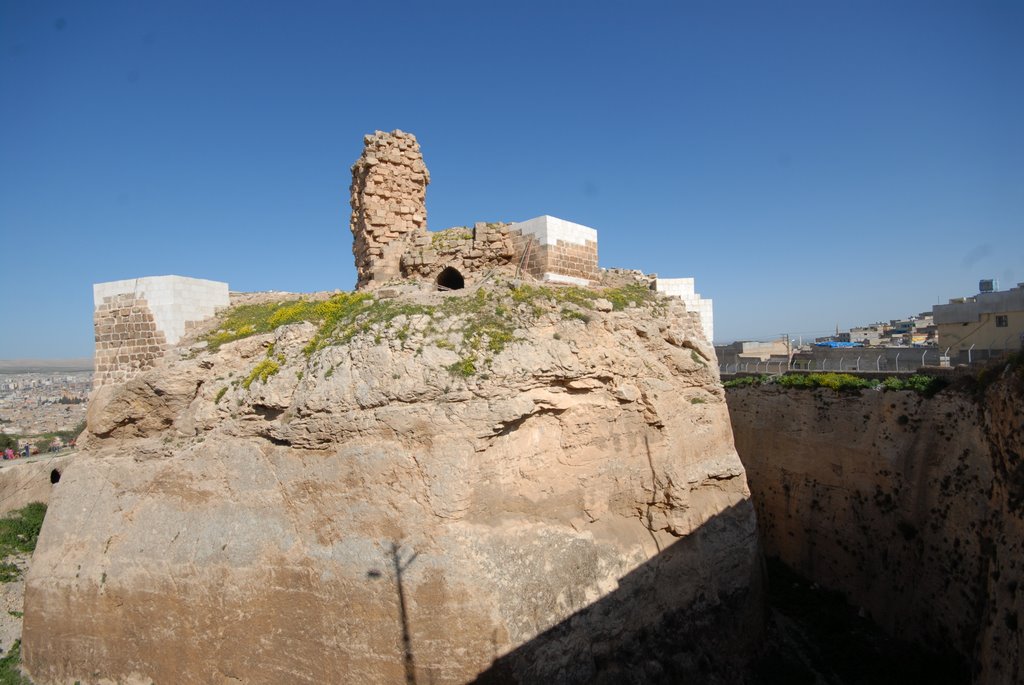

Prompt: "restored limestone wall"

[508,215,599,285]
[655,278,714,343]
[92,276,229,388]
[727,377,1024,684]
[349,130,429,289]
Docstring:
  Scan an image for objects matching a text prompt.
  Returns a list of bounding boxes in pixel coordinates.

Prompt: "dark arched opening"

[50,469,61,484]
[436,266,465,290]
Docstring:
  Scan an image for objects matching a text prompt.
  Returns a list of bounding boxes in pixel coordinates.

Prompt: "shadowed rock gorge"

[728,361,1024,685]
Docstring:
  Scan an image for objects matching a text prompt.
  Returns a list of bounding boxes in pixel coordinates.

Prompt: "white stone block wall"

[92,276,230,388]
[93,276,230,345]
[655,278,714,343]
[509,215,598,247]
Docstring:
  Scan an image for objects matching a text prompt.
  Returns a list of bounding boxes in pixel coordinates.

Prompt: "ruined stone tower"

[349,130,429,289]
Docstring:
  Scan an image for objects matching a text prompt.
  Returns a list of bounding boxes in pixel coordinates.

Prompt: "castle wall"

[349,130,429,289]
[92,276,229,388]
[655,277,714,342]
[401,222,517,284]
[507,216,599,285]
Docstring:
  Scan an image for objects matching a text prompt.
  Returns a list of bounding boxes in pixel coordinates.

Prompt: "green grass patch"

[602,282,656,310]
[881,374,949,397]
[432,289,518,372]
[0,564,19,583]
[725,371,954,397]
[307,298,434,355]
[214,387,228,404]
[241,360,280,390]
[776,373,874,391]
[0,640,33,685]
[512,282,656,313]
[205,281,663,379]
[430,227,473,250]
[560,308,590,323]
[204,293,373,353]
[0,503,46,583]
[723,375,768,389]
[447,356,477,377]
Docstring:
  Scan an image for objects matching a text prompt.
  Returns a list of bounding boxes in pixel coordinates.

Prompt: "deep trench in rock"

[726,371,1024,685]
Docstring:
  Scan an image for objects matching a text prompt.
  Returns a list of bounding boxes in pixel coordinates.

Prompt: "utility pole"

[782,334,791,368]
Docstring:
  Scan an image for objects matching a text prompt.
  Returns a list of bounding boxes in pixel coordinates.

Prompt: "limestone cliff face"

[0,454,71,516]
[23,284,760,684]
[728,371,1024,685]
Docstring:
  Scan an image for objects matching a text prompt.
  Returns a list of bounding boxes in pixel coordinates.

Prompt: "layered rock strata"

[24,283,760,684]
[728,371,1024,684]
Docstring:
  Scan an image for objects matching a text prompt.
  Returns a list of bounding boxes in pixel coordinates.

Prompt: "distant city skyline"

[2,1,1022,357]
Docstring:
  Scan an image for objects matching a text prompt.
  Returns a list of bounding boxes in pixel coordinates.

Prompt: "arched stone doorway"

[436,266,465,290]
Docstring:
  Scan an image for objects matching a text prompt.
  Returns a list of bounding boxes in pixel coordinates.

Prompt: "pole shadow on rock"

[369,541,420,685]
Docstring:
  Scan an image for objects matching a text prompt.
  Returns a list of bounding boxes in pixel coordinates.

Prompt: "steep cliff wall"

[24,282,761,684]
[728,367,1024,684]
[0,455,71,516]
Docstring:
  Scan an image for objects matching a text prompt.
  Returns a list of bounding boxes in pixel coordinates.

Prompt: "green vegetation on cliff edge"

[0,503,47,583]
[204,282,663,376]
[0,640,33,685]
[724,373,948,396]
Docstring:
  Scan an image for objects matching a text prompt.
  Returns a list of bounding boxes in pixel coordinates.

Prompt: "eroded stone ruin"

[349,130,600,291]
[349,130,431,287]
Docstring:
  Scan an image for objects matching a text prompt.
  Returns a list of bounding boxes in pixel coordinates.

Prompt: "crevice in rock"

[253,405,284,421]
[493,407,567,438]
[262,433,292,447]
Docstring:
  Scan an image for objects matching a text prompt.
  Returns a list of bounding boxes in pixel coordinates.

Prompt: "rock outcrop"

[0,455,71,516]
[23,282,760,684]
[727,368,1024,684]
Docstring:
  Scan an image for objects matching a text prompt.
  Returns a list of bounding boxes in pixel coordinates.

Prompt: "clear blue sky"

[2,0,1022,357]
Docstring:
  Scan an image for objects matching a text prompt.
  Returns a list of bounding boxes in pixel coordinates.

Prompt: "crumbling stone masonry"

[400,222,518,284]
[346,129,713,338]
[92,293,168,388]
[349,130,430,288]
[92,276,229,388]
[349,130,602,290]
